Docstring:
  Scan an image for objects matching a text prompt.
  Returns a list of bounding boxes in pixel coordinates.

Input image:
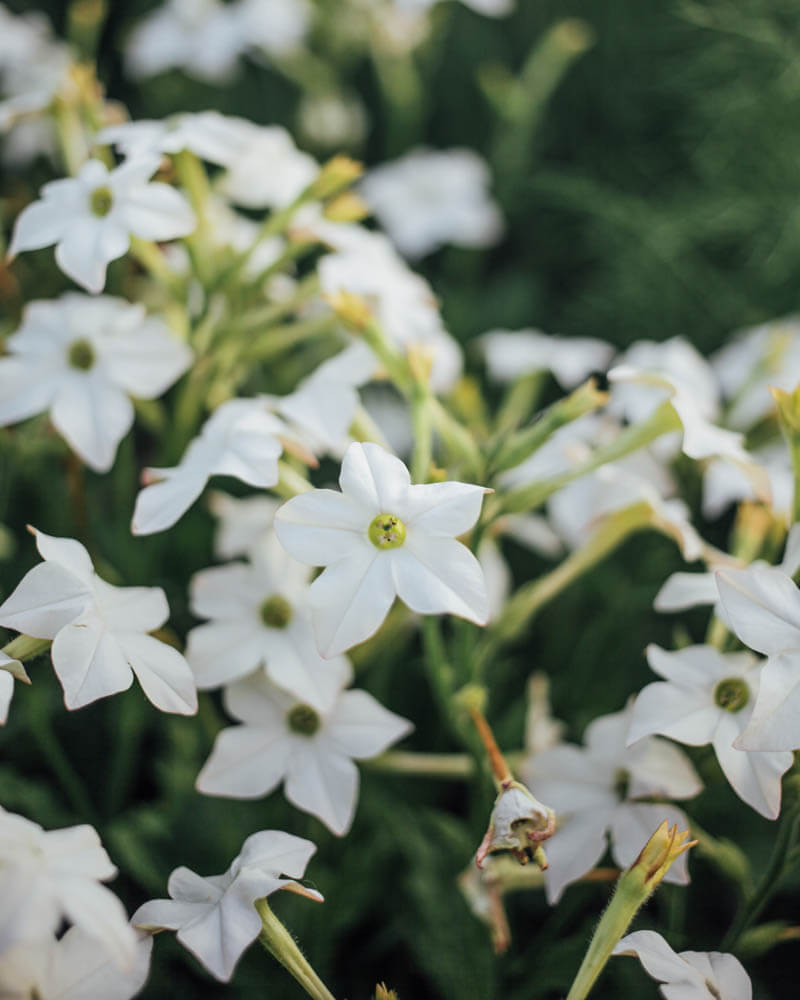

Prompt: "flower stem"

[256,898,337,1000]
[366,750,473,779]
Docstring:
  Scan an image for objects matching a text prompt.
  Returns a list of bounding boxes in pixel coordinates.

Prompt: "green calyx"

[368,513,406,550]
[287,703,321,736]
[67,338,96,371]
[89,185,114,217]
[714,677,750,713]
[260,595,293,629]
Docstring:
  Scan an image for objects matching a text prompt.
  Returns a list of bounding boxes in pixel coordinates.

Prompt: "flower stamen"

[368,513,406,549]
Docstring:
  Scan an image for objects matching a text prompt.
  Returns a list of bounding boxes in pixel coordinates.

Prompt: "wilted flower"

[475,780,555,869]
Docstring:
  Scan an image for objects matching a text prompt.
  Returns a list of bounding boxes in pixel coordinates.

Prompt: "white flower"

[712,316,800,430]
[274,442,489,657]
[132,830,320,982]
[523,705,702,903]
[98,111,260,165]
[0,294,192,472]
[0,653,20,724]
[131,398,289,535]
[629,644,793,818]
[482,328,614,390]
[361,147,503,258]
[208,491,281,560]
[196,671,412,834]
[8,156,196,293]
[40,926,152,1000]
[0,528,197,714]
[614,930,752,1000]
[216,122,319,209]
[236,0,311,58]
[186,534,352,710]
[702,442,792,520]
[716,560,800,751]
[0,808,137,972]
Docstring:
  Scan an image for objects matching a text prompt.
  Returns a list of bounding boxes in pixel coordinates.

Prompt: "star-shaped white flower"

[482,328,614,390]
[132,830,320,982]
[274,442,489,657]
[0,294,192,472]
[523,705,702,903]
[716,560,800,751]
[186,533,352,709]
[614,930,752,1000]
[196,671,413,834]
[8,156,196,293]
[629,644,793,818]
[132,398,290,535]
[0,808,137,972]
[0,528,197,714]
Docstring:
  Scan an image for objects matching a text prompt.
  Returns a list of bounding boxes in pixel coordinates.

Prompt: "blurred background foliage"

[2,0,800,997]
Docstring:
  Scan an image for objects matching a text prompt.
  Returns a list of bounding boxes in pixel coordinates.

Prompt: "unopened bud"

[323,192,369,223]
[308,155,363,201]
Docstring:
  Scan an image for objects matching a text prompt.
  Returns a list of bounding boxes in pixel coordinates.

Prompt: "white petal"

[736,652,800,751]
[395,536,489,624]
[102,323,193,398]
[401,481,486,536]
[627,682,719,746]
[41,824,117,881]
[712,712,792,818]
[55,219,130,294]
[223,673,289,726]
[185,621,266,690]
[56,879,138,972]
[131,469,208,535]
[781,523,800,577]
[610,804,692,884]
[627,737,703,800]
[0,671,14,724]
[209,413,283,487]
[542,808,614,904]
[263,626,350,713]
[0,358,60,426]
[93,578,168,633]
[339,441,409,512]
[8,199,69,254]
[613,930,700,986]
[50,375,133,473]
[524,744,617,815]
[33,529,94,582]
[309,551,396,657]
[654,572,718,612]
[121,183,196,241]
[0,562,91,638]
[175,877,262,982]
[645,644,734,687]
[236,830,316,880]
[326,689,412,759]
[51,615,133,709]
[274,490,369,565]
[118,632,197,715]
[44,926,152,1000]
[285,742,359,835]
[716,565,800,656]
[688,952,752,1000]
[196,726,291,798]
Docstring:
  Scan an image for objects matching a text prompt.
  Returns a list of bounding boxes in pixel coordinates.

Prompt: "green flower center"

[67,338,95,371]
[368,513,406,549]
[614,768,631,801]
[287,703,320,736]
[90,185,114,218]
[259,595,293,629]
[714,677,749,713]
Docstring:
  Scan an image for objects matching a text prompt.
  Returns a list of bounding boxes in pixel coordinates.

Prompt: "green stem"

[256,899,337,1000]
[129,238,184,297]
[29,703,97,824]
[410,382,433,484]
[494,371,547,434]
[366,750,473,779]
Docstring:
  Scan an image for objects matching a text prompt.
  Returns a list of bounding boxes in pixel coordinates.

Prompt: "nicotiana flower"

[0,294,192,472]
[216,121,318,209]
[629,645,793,818]
[8,156,196,293]
[482,328,614,390]
[614,930,752,1000]
[523,705,702,903]
[702,442,792,520]
[208,491,281,560]
[133,830,321,982]
[0,528,197,714]
[0,807,137,972]
[186,533,352,710]
[196,671,412,834]
[361,147,503,258]
[98,110,262,164]
[132,398,292,535]
[716,559,800,751]
[274,441,489,657]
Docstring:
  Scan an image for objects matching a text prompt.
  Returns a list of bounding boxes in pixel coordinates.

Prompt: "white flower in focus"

[196,671,412,834]
[0,294,192,472]
[629,645,793,818]
[186,534,352,710]
[716,560,800,751]
[0,529,197,714]
[8,156,195,293]
[132,830,320,982]
[482,328,614,389]
[0,808,137,971]
[124,0,245,81]
[614,930,752,1000]
[712,317,800,430]
[523,705,702,903]
[361,147,503,258]
[274,442,489,657]
[132,398,290,535]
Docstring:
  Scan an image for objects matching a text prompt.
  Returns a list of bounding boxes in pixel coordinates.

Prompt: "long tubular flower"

[7,156,196,293]
[274,441,489,657]
[0,529,197,714]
